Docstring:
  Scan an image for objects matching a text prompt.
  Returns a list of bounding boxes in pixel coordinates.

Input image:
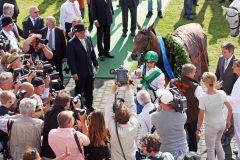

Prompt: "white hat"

[156,89,173,104]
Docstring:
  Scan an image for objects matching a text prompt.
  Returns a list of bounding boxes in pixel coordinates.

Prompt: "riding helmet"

[144,51,158,62]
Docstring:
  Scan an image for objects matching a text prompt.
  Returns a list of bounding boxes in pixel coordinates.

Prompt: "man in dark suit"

[215,42,238,160]
[91,0,114,61]
[120,0,138,37]
[67,23,99,112]
[22,6,44,39]
[41,16,66,82]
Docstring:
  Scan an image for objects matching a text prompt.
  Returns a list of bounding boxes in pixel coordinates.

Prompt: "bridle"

[226,6,240,30]
[138,29,154,55]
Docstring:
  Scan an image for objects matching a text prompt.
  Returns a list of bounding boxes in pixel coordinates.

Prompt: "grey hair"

[3,3,14,15]
[181,63,196,76]
[136,90,151,105]
[0,72,13,83]
[57,111,74,128]
[19,98,37,115]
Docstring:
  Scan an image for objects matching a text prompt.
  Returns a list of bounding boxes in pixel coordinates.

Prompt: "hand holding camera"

[72,98,81,109]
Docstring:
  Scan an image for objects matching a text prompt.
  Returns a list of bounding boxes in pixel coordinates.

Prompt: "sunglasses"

[34,11,39,14]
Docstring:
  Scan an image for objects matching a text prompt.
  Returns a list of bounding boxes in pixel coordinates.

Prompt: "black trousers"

[221,116,234,160]
[185,119,198,152]
[65,22,72,40]
[88,3,93,27]
[51,50,63,82]
[121,3,137,33]
[96,24,110,56]
[74,74,94,109]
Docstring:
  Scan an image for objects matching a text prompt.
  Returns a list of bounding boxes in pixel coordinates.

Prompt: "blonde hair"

[202,72,216,87]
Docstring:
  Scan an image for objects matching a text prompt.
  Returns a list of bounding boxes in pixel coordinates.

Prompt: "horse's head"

[131,23,157,63]
[222,5,240,37]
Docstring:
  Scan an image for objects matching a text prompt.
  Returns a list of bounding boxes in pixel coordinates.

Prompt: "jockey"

[131,50,165,102]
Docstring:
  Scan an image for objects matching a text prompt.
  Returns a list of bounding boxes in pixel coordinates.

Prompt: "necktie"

[48,29,53,50]
[32,19,36,26]
[224,59,228,72]
[81,39,86,50]
[73,3,81,17]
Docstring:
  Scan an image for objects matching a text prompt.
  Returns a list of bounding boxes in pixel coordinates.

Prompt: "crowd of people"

[0,0,239,160]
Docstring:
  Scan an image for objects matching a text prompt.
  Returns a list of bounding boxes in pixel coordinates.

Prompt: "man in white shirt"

[60,0,81,39]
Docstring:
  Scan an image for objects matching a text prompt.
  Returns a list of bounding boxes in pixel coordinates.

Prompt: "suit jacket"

[120,0,139,7]
[41,27,66,61]
[91,0,114,26]
[215,55,238,95]
[66,36,98,78]
[0,0,19,20]
[22,17,44,38]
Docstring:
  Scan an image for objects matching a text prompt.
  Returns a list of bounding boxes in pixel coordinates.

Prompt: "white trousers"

[205,122,225,160]
[233,113,240,158]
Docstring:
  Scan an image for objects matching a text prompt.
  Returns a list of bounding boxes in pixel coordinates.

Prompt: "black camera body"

[110,65,128,86]
[35,38,48,45]
[169,87,187,113]
[72,107,87,121]
[0,35,10,51]
[16,90,27,100]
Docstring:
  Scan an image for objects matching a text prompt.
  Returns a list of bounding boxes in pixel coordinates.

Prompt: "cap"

[7,52,21,64]
[31,77,45,87]
[1,16,13,27]
[73,23,85,33]
[156,89,173,104]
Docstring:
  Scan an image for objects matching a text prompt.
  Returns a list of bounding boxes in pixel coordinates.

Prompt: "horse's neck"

[152,35,161,55]
[230,0,240,10]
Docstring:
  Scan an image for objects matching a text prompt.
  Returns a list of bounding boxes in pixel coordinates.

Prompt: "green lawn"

[16,0,240,72]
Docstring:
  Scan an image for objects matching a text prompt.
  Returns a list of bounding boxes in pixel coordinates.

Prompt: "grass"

[156,0,240,72]
[16,0,240,72]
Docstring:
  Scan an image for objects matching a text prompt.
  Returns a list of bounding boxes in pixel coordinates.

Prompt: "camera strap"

[73,130,83,154]
[115,121,127,160]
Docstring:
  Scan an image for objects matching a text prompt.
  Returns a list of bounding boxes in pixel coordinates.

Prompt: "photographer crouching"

[22,33,53,63]
[105,78,138,160]
[151,89,188,159]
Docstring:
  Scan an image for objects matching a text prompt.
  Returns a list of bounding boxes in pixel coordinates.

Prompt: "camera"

[16,90,27,100]
[13,68,28,81]
[110,65,128,86]
[0,35,10,51]
[72,107,87,121]
[35,38,48,45]
[169,87,187,113]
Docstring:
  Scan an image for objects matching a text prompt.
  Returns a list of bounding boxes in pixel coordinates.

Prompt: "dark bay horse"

[131,23,209,82]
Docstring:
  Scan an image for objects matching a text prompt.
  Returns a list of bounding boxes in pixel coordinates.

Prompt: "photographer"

[22,33,53,63]
[140,134,174,160]
[0,72,20,96]
[105,81,138,160]
[169,63,203,152]
[151,89,188,159]
[41,90,72,159]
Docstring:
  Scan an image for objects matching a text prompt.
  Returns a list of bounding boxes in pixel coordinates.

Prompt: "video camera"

[16,90,27,100]
[0,35,10,51]
[110,65,128,86]
[35,38,48,45]
[169,86,187,113]
[13,68,29,82]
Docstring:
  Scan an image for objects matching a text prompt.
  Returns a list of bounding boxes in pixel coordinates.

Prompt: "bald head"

[57,111,74,128]
[29,6,39,19]
[20,82,34,97]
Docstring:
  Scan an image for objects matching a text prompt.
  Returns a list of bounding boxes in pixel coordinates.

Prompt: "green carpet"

[92,0,170,78]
